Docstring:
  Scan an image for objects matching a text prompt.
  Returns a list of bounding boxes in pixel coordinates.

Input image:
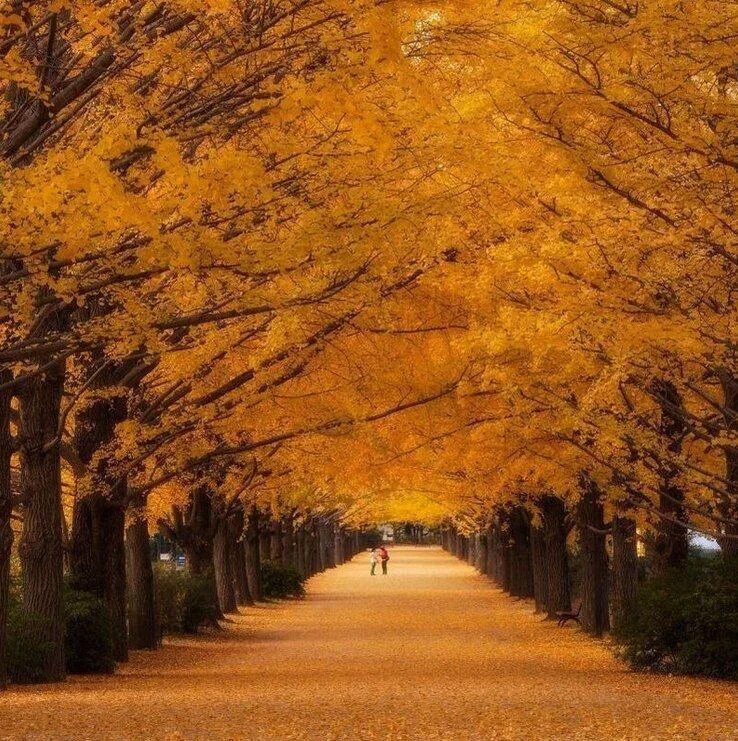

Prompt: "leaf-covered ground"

[1,547,735,739]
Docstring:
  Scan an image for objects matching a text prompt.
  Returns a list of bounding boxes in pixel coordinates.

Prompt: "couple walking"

[370,546,390,575]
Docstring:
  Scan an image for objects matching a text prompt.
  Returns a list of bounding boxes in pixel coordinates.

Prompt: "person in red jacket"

[378,546,390,575]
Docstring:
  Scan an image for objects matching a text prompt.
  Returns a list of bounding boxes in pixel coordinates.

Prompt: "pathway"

[1,546,736,739]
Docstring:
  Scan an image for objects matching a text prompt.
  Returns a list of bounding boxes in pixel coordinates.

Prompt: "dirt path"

[1,546,735,740]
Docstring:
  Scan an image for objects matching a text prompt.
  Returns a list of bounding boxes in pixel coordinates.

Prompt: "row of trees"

[0,0,473,684]
[435,0,738,645]
[442,493,635,638]
[0,0,735,684]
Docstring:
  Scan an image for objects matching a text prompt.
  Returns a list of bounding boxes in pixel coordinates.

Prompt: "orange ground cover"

[0,547,735,739]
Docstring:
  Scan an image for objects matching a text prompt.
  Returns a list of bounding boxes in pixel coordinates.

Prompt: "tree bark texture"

[18,363,66,681]
[530,522,549,614]
[611,515,638,633]
[576,476,610,636]
[213,516,237,614]
[0,370,13,685]
[125,513,158,650]
[244,506,262,601]
[542,495,571,618]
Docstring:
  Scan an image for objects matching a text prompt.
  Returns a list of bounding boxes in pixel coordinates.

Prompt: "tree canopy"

[0,0,735,682]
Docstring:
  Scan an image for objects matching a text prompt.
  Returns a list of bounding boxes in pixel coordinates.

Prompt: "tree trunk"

[269,519,283,564]
[488,523,501,583]
[213,516,237,614]
[718,369,738,558]
[720,458,738,558]
[652,484,689,576]
[282,514,295,568]
[500,522,512,594]
[651,378,689,576]
[229,508,251,606]
[125,513,158,650]
[295,523,307,579]
[235,539,252,606]
[530,522,549,614]
[611,515,638,633]
[69,379,129,662]
[542,495,571,618]
[510,508,534,599]
[577,475,610,636]
[260,521,272,564]
[0,371,12,686]
[465,532,473,565]
[317,519,330,570]
[70,494,128,662]
[18,363,66,682]
[303,521,314,577]
[485,526,495,578]
[70,496,99,593]
[311,520,321,574]
[477,531,488,575]
[163,487,222,621]
[244,507,262,601]
[181,538,221,626]
[100,500,128,661]
[183,543,210,575]
[334,524,344,566]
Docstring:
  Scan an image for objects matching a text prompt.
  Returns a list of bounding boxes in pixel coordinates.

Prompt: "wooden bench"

[556,600,581,627]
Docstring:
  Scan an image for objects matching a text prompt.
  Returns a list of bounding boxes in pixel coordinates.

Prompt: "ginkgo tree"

[0,0,488,682]
[424,0,737,636]
[0,0,735,686]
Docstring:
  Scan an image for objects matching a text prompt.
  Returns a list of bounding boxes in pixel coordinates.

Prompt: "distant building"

[379,524,394,543]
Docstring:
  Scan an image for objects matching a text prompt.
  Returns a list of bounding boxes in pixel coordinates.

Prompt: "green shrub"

[64,589,115,675]
[154,564,184,635]
[5,582,114,681]
[613,556,738,679]
[6,604,54,684]
[260,561,305,600]
[153,564,220,634]
[180,572,220,633]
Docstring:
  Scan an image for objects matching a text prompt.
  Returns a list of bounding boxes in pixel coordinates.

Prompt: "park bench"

[556,600,581,627]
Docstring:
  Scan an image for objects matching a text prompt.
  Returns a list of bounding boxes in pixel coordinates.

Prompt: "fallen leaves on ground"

[1,547,735,740]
